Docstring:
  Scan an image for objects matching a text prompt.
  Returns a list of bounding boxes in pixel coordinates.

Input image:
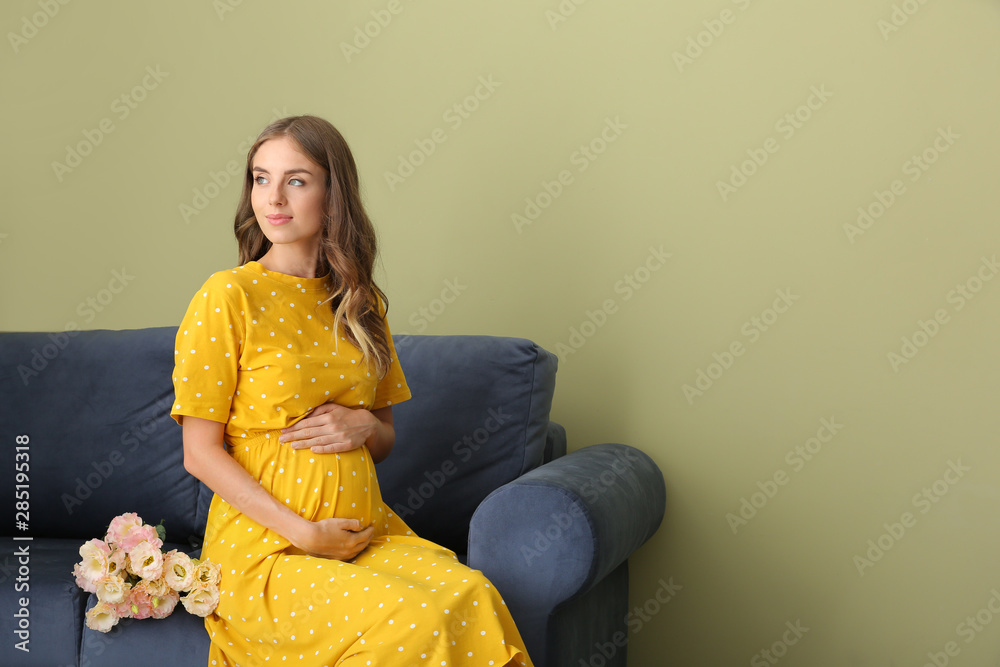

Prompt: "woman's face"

[250,136,328,256]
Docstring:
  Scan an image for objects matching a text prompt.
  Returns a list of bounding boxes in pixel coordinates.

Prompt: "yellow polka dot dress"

[170,261,532,667]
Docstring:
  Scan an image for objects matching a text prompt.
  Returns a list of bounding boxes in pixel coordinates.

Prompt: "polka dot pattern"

[170,262,530,666]
[204,464,530,665]
[170,261,411,437]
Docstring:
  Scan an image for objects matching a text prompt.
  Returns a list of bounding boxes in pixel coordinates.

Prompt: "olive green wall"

[4,1,1000,664]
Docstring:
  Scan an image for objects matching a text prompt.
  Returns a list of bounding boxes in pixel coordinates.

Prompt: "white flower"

[85,601,119,633]
[181,585,220,618]
[78,539,111,584]
[163,550,195,591]
[96,574,130,605]
[193,559,221,587]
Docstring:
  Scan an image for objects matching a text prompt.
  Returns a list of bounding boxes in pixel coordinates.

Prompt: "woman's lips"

[266,215,292,225]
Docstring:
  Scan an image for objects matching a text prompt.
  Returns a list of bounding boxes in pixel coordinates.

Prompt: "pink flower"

[127,541,163,581]
[73,562,97,594]
[150,589,180,619]
[78,539,111,584]
[132,579,177,619]
[105,512,143,549]
[85,601,119,633]
[113,600,132,619]
[163,550,195,591]
[181,585,220,617]
[121,523,163,552]
[128,586,153,620]
[76,512,189,624]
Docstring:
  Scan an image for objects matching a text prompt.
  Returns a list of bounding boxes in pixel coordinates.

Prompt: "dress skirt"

[201,429,532,667]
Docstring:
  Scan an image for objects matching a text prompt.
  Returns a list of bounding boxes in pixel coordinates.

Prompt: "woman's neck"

[256,247,324,279]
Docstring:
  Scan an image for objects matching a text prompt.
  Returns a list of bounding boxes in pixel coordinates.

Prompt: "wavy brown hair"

[233,115,390,378]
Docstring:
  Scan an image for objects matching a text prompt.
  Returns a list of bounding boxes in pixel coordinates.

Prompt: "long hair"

[233,115,390,378]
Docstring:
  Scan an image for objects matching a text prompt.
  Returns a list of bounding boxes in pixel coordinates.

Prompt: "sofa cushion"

[0,537,200,666]
[0,328,203,544]
[377,334,558,553]
[80,586,209,666]
[0,538,90,666]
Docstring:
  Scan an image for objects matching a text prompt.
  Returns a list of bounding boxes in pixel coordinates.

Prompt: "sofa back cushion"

[0,329,559,556]
[378,334,558,553]
[0,327,204,544]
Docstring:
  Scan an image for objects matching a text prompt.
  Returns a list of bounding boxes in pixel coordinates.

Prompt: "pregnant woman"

[170,115,532,667]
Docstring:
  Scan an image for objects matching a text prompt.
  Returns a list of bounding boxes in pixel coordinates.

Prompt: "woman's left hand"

[278,402,378,454]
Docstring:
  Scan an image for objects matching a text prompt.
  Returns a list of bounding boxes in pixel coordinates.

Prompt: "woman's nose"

[269,184,285,206]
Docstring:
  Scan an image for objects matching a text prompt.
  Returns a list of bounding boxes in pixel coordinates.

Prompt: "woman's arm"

[278,404,396,463]
[181,415,374,559]
[366,406,396,463]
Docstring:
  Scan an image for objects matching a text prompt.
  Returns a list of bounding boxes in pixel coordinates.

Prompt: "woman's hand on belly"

[300,517,375,560]
[278,402,385,456]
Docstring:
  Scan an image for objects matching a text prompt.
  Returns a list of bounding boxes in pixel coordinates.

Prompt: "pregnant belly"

[228,430,386,530]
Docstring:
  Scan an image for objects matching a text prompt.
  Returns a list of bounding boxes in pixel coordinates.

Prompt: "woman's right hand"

[298,518,375,561]
[182,416,376,562]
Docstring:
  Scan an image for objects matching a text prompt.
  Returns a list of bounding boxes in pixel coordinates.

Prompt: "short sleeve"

[372,300,412,410]
[170,276,245,426]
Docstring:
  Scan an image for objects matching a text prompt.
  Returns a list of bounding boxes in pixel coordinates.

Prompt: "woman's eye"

[252,175,303,186]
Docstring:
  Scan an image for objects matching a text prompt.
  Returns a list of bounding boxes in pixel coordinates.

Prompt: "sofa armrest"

[467,443,665,611]
[543,422,567,462]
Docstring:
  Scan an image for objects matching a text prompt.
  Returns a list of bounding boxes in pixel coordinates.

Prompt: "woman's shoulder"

[178,265,264,322]
[196,263,263,294]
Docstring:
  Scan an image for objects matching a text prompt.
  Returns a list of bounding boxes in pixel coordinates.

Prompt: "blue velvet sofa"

[0,327,665,667]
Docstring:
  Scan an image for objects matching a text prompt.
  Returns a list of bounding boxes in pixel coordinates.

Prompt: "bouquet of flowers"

[72,512,221,632]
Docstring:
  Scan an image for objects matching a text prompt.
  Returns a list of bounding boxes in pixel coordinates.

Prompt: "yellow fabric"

[170,261,532,667]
